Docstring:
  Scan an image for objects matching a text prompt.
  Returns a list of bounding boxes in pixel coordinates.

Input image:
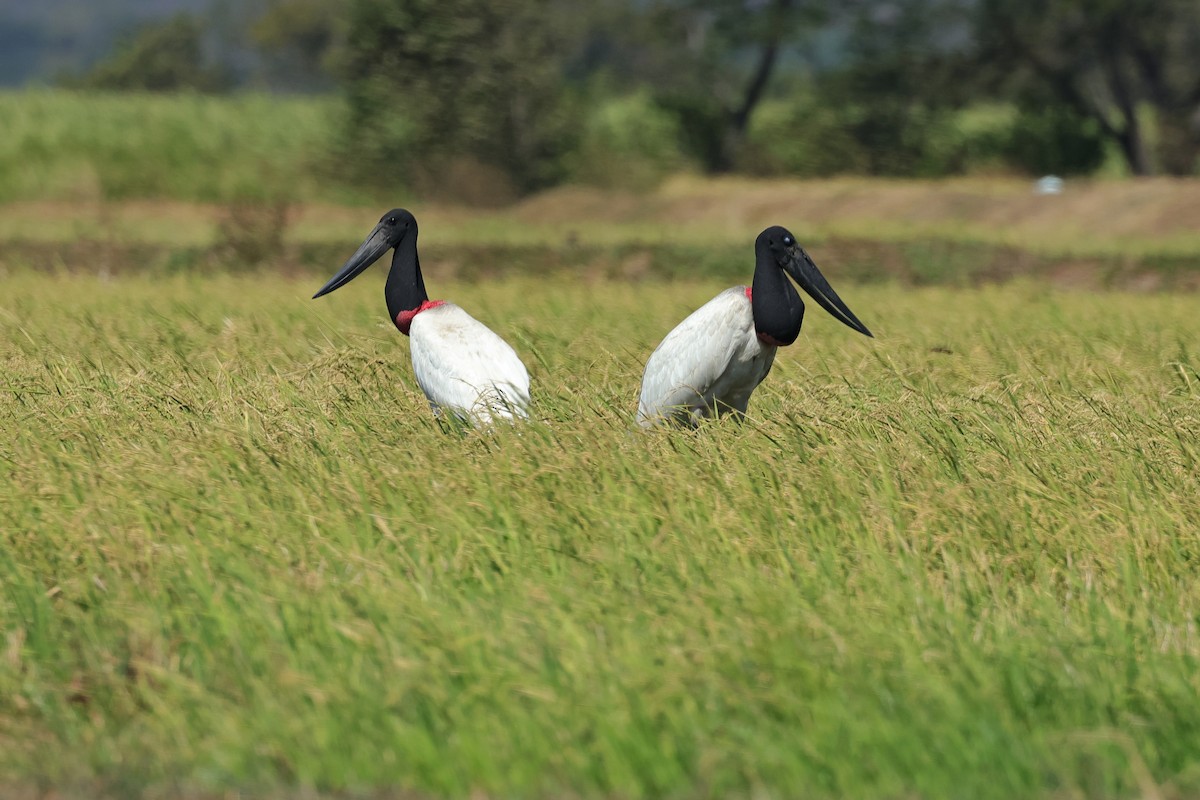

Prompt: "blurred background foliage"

[3,0,1198,203]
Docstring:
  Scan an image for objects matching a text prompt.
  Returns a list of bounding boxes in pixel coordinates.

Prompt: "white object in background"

[1035,175,1064,195]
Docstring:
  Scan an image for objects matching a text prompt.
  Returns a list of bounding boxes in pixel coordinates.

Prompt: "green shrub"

[745,96,867,176]
[747,95,1056,179]
[567,90,694,188]
[338,0,578,199]
[952,104,1020,174]
[0,90,341,203]
[1004,106,1107,175]
[652,91,729,173]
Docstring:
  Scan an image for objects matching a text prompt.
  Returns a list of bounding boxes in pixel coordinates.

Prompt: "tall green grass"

[2,271,1199,797]
[0,90,343,203]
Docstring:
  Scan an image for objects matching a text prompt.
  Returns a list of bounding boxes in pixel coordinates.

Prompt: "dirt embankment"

[1,177,1198,289]
[513,175,1200,247]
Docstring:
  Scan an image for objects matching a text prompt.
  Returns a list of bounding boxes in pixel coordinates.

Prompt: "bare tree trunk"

[1128,26,1200,175]
[988,3,1156,176]
[1098,44,1154,175]
[1114,121,1154,176]
[713,0,793,172]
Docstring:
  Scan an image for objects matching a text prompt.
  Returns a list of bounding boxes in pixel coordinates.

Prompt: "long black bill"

[312,222,393,299]
[787,249,873,337]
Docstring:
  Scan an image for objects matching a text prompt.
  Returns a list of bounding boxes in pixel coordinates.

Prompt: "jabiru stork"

[637,226,871,427]
[313,208,531,425]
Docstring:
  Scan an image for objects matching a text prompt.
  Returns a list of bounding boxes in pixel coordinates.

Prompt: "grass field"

[3,267,1199,798]
[2,86,1200,798]
[0,90,342,205]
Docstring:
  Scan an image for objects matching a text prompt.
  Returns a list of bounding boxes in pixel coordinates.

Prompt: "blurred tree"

[337,0,580,199]
[63,13,231,93]
[977,0,1200,175]
[1003,105,1107,175]
[632,0,830,172]
[815,0,978,175]
[251,0,349,89]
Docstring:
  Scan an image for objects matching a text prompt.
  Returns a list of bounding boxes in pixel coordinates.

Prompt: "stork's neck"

[385,233,430,332]
[750,240,804,347]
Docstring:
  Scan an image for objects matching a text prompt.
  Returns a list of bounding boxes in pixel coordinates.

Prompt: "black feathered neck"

[750,234,804,346]
[384,224,429,325]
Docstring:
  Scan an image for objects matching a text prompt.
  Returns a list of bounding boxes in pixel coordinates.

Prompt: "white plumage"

[312,207,532,428]
[637,287,775,427]
[409,303,531,424]
[636,225,873,429]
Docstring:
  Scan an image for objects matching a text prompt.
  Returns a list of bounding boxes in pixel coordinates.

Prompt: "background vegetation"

[0,90,337,204]
[7,0,1199,201]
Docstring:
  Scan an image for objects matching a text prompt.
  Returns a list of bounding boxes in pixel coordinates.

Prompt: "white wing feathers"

[637,287,776,427]
[408,303,531,425]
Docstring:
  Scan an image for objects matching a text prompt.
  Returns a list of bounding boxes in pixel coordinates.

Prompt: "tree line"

[66,0,1200,196]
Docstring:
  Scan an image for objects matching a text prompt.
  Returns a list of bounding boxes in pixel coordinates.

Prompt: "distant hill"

[0,0,253,86]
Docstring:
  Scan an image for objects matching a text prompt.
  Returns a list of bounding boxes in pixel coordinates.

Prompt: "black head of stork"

[312,208,430,332]
[751,225,873,346]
